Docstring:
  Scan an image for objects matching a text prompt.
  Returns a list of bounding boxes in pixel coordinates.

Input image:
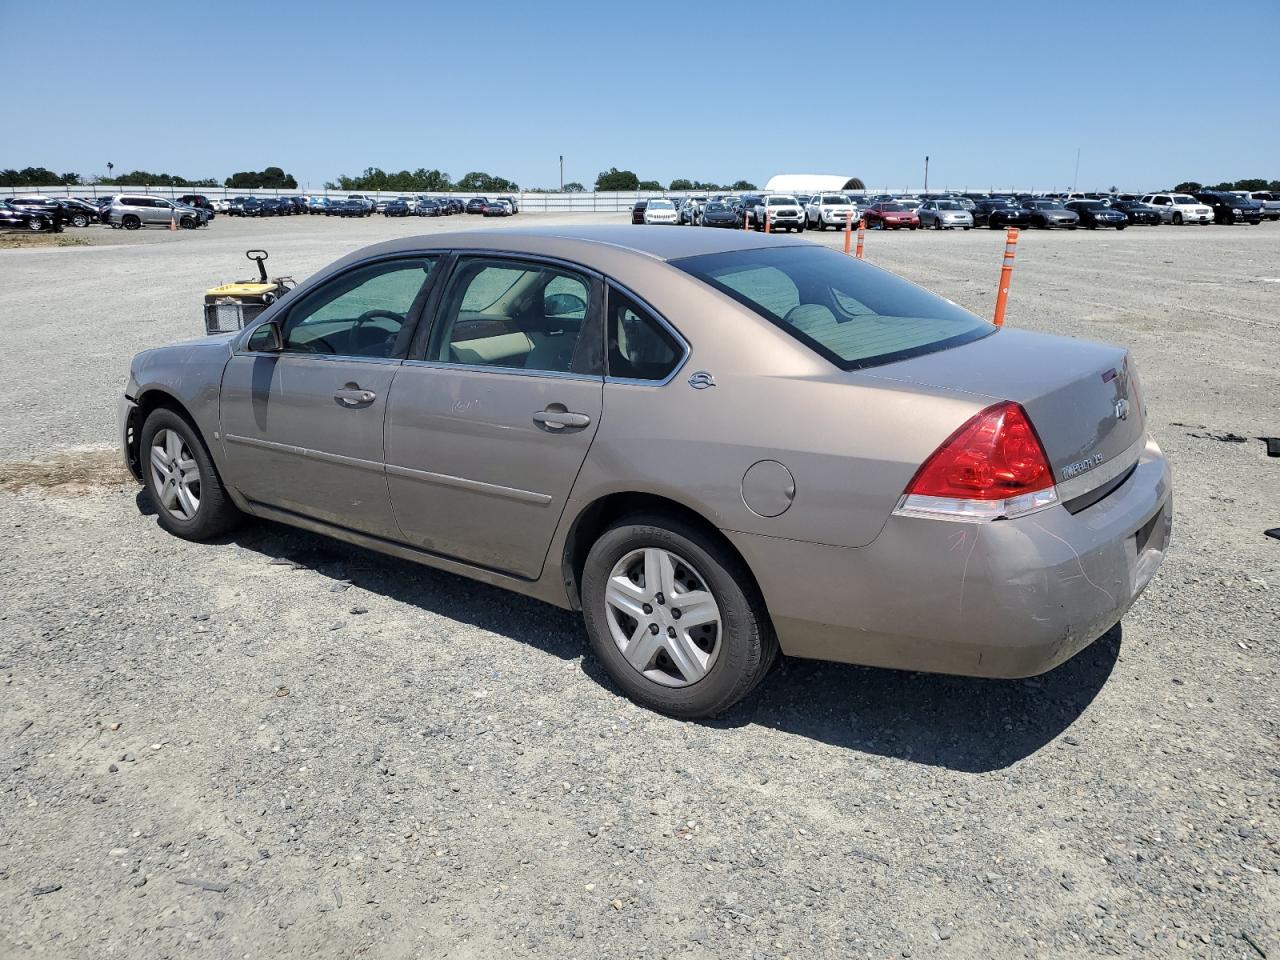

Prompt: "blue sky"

[8,0,1278,191]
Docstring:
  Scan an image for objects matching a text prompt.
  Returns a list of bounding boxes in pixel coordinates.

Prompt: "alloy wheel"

[603,547,722,687]
[149,428,201,520]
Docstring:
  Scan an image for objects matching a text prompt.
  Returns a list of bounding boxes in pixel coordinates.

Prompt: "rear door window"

[606,288,683,381]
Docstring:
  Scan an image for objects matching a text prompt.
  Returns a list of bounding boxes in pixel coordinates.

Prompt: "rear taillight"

[893,401,1058,522]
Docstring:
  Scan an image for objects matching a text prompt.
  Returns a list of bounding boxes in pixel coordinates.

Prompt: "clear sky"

[8,0,1278,191]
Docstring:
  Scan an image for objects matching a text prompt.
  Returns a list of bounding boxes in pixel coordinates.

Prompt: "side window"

[607,289,683,382]
[430,258,594,374]
[268,258,435,358]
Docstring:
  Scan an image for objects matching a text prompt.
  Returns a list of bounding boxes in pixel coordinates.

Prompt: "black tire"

[580,514,777,719]
[1173,213,1183,225]
[71,213,90,228]
[140,407,243,541]
[179,215,195,229]
[122,215,141,230]
[1116,225,1126,231]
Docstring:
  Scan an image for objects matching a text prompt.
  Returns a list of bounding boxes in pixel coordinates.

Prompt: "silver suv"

[109,195,208,230]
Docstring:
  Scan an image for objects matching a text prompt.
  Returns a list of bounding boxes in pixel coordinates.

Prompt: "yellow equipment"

[203,250,295,334]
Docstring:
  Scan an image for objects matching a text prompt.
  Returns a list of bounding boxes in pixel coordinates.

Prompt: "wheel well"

[559,492,763,612]
[125,390,195,480]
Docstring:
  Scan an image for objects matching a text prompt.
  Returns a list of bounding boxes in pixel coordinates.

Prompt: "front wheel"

[71,213,90,228]
[140,408,243,541]
[1172,213,1183,225]
[179,215,195,229]
[581,516,776,718]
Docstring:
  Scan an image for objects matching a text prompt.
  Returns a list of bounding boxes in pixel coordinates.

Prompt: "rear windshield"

[673,246,993,370]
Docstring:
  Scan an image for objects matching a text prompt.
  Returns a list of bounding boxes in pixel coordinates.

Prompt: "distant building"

[765,174,866,194]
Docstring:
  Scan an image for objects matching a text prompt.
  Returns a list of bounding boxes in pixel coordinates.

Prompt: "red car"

[863,202,920,230]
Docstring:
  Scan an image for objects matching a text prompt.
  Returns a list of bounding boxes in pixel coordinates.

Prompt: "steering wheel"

[354,309,404,331]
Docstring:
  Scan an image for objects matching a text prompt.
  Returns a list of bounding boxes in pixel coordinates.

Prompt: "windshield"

[673,246,992,370]
[1173,196,1198,204]
[766,196,796,206]
[934,200,962,210]
[705,203,728,211]
[878,203,905,212]
[821,195,848,205]
[1076,201,1104,210]
[648,199,674,209]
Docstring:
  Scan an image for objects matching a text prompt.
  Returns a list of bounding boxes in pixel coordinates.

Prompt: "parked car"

[643,198,679,225]
[631,200,648,224]
[179,195,217,218]
[325,199,365,217]
[500,196,519,215]
[1139,193,1213,225]
[0,199,63,232]
[917,199,975,230]
[1107,199,1162,226]
[108,195,206,229]
[1230,191,1280,221]
[416,199,443,217]
[382,198,411,217]
[805,194,858,231]
[259,197,289,217]
[862,202,921,230]
[211,198,232,213]
[228,197,263,217]
[120,226,1171,718]
[347,195,376,215]
[1064,200,1128,230]
[306,196,330,214]
[466,198,489,215]
[699,201,742,228]
[8,197,79,228]
[1194,191,1263,225]
[484,199,514,217]
[971,199,1032,230]
[1021,199,1079,230]
[752,195,805,232]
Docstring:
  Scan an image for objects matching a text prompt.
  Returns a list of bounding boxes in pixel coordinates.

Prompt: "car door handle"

[334,385,376,406]
[533,409,591,430]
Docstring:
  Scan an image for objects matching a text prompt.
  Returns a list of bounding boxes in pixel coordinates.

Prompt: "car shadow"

[138,499,1119,773]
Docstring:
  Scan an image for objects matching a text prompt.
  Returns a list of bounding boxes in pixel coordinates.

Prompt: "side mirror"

[248,319,284,352]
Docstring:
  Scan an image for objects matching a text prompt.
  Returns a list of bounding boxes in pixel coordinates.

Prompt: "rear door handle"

[533,409,591,430]
[334,385,376,406]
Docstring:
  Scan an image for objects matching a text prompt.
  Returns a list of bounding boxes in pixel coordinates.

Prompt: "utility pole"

[559,155,564,192]
[1072,147,1081,193]
[924,155,929,195]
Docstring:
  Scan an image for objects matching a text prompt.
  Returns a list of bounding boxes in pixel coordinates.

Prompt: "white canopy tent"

[764,174,866,194]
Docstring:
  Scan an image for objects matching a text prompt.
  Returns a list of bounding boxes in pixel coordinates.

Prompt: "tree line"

[0,165,295,189]
[1172,178,1280,193]
[325,168,518,193]
[594,167,757,192]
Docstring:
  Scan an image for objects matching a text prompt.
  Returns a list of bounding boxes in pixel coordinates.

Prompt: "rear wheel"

[581,516,776,718]
[122,215,141,230]
[28,218,48,232]
[140,408,243,541]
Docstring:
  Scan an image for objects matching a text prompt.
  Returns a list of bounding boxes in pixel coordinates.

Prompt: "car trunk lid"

[862,328,1146,499]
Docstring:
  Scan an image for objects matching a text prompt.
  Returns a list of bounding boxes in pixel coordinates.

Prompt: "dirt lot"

[1,214,1276,959]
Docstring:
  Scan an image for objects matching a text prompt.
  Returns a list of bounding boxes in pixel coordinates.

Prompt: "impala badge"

[1062,453,1105,481]
[688,371,716,390]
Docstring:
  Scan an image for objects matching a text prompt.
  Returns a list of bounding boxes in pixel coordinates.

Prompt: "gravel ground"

[1,215,1276,959]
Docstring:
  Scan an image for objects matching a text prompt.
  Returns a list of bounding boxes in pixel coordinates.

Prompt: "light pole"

[924,155,929,195]
[559,155,564,192]
[1071,147,1081,194]
[106,161,113,182]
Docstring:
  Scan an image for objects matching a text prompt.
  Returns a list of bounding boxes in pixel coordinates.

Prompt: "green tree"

[1232,178,1270,191]
[0,167,82,187]
[668,178,694,191]
[455,171,518,192]
[224,166,298,189]
[1173,181,1202,194]
[637,180,662,190]
[595,167,640,191]
[730,180,758,191]
[563,181,585,192]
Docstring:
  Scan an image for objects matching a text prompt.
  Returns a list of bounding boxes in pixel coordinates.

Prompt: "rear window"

[673,246,993,370]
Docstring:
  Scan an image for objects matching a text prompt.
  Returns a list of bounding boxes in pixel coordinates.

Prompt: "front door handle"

[533,408,591,430]
[334,384,376,406]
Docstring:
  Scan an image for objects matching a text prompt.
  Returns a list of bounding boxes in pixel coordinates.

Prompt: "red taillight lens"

[905,402,1053,500]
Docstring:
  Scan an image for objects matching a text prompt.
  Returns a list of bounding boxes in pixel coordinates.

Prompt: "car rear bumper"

[727,436,1172,679]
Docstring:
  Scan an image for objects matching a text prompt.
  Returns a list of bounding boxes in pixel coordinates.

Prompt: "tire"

[1067,225,1077,230]
[28,218,47,232]
[179,216,195,229]
[1116,225,1126,231]
[963,226,971,231]
[1173,213,1183,225]
[580,514,776,718]
[71,213,90,228]
[140,407,243,541]
[122,215,141,230]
